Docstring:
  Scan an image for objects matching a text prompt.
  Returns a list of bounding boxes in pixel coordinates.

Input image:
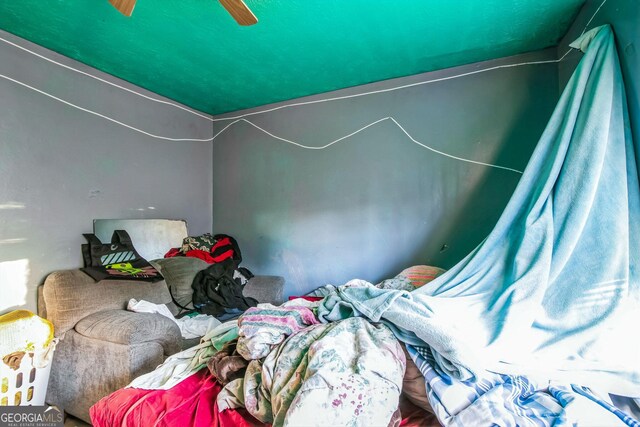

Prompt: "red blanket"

[90,369,263,427]
[91,368,439,427]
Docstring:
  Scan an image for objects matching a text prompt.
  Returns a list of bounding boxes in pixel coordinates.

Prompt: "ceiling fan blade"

[218,0,258,26]
[109,0,136,17]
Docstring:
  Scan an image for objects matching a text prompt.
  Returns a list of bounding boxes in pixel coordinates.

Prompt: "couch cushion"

[47,329,167,423]
[43,269,172,335]
[150,257,209,310]
[75,309,181,356]
[243,275,285,306]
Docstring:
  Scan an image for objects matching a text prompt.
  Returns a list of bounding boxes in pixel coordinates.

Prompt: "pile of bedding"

[91,295,440,426]
[90,273,639,426]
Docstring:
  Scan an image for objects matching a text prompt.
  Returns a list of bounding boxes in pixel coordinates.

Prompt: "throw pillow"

[150,257,209,311]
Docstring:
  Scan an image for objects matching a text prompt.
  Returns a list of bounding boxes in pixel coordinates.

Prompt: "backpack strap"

[83,233,103,246]
[111,230,133,245]
[237,267,254,281]
[81,234,103,268]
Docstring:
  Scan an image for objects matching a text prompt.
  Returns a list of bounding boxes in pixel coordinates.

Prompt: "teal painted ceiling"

[0,0,584,115]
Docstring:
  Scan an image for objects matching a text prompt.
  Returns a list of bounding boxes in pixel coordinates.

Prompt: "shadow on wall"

[419,85,546,269]
[419,144,522,270]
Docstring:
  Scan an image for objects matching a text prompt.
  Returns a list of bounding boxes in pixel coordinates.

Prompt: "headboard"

[93,219,188,261]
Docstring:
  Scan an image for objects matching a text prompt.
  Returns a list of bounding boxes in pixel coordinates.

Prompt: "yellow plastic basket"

[0,310,57,406]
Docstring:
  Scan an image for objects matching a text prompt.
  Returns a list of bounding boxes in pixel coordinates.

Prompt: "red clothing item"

[183,249,234,264]
[398,394,441,427]
[90,369,265,427]
[164,247,181,258]
[90,367,437,427]
[163,247,235,264]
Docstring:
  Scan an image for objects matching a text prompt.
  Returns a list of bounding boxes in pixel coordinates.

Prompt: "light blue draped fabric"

[318,25,640,396]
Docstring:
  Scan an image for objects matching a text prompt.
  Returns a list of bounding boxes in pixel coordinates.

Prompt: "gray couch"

[39,268,284,423]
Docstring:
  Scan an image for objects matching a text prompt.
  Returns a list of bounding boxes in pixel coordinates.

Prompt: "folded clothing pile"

[207,339,248,386]
[236,305,320,360]
[164,233,244,266]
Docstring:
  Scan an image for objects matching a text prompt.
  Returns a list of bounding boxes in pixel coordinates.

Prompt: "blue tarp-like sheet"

[319,25,640,396]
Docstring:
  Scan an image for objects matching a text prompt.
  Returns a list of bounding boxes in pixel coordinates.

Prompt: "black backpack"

[81,230,163,282]
[189,259,257,317]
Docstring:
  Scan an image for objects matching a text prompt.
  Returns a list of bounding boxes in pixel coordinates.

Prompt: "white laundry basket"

[0,310,56,406]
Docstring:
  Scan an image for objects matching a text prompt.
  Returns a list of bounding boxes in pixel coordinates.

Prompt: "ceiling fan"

[108,0,258,25]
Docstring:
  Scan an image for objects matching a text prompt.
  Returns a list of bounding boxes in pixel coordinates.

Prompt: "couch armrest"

[74,310,181,356]
[243,275,285,306]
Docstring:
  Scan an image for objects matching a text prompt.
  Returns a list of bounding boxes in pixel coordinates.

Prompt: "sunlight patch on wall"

[0,202,25,210]
[0,238,27,245]
[0,259,30,312]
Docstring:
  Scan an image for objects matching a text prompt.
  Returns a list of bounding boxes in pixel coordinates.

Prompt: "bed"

[89,269,443,427]
[89,268,639,427]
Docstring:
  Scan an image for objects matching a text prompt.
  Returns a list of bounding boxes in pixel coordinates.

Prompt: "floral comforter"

[218,316,406,427]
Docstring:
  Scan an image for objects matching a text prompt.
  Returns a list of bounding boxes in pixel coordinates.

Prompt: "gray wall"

[558,0,639,145]
[0,30,213,314]
[212,49,560,296]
